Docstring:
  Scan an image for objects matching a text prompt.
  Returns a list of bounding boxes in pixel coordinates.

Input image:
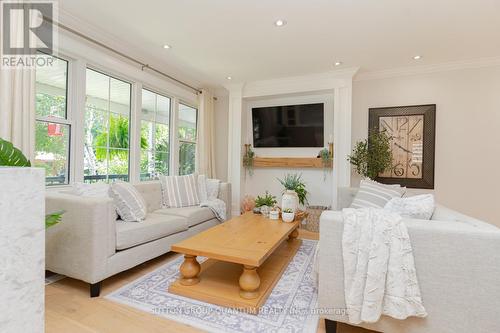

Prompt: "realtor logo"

[1,0,57,68]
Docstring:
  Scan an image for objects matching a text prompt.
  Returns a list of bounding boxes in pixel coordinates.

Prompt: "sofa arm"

[318,211,500,332]
[218,182,232,220]
[45,192,116,283]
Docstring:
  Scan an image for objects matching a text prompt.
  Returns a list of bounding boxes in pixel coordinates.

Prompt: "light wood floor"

[46,229,374,333]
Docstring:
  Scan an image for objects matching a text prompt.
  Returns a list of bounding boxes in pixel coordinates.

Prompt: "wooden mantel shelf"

[252,157,332,168]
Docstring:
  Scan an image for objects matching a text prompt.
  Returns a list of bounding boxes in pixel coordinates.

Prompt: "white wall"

[352,66,500,225]
[214,93,229,181]
[242,93,334,207]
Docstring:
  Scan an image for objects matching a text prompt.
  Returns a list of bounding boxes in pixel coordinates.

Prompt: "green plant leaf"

[0,138,31,167]
[45,210,65,228]
[347,130,393,179]
[277,173,309,206]
[255,191,277,207]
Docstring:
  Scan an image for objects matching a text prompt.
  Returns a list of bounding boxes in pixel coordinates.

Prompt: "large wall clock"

[368,104,436,189]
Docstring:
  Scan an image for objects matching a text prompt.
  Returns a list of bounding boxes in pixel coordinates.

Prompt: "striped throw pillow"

[350,179,405,209]
[109,181,147,222]
[160,174,200,208]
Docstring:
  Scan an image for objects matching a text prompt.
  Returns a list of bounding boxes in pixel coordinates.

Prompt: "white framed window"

[35,53,72,186]
[140,88,171,180]
[83,68,132,183]
[177,103,198,175]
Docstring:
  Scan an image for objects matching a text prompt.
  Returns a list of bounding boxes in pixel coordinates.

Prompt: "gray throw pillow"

[350,179,406,209]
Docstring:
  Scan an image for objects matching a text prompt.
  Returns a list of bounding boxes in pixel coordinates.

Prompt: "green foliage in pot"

[277,173,309,206]
[0,137,64,228]
[255,191,277,207]
[347,130,393,179]
[243,146,255,176]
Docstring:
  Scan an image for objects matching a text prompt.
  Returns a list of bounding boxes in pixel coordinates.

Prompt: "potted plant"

[318,148,331,180]
[282,208,295,223]
[243,145,255,176]
[347,130,393,179]
[254,191,277,216]
[277,173,308,213]
[0,138,64,228]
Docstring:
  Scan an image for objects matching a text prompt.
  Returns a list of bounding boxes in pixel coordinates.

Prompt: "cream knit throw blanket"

[342,208,427,324]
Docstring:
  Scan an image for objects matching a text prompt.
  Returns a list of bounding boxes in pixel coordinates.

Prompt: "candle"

[329,134,333,143]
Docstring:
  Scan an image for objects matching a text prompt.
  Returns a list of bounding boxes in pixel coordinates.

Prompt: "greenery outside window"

[140,89,171,180]
[35,53,71,186]
[178,103,197,175]
[84,68,131,183]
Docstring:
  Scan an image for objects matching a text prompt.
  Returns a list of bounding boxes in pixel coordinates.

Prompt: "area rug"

[106,239,319,333]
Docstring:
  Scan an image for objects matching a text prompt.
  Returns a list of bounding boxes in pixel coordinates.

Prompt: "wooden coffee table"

[169,212,301,313]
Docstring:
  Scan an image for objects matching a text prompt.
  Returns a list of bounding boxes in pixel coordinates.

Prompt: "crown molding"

[242,67,360,98]
[355,56,500,82]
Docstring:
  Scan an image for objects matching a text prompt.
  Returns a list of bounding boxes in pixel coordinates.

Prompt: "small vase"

[282,190,298,213]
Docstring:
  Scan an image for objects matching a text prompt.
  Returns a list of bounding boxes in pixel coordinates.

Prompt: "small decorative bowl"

[269,210,279,220]
[282,212,295,223]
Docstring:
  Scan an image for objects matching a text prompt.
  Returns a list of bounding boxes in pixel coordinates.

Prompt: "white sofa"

[319,187,500,333]
[45,181,231,297]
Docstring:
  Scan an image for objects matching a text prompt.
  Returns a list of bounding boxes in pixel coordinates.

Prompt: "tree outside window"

[84,69,132,183]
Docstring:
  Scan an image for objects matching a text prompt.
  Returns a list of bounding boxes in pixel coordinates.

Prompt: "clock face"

[379,115,424,179]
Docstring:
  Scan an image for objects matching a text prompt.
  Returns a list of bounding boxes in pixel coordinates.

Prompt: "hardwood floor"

[46,229,374,333]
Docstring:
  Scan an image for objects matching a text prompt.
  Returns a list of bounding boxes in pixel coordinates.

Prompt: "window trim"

[35,52,73,186]
[84,67,133,183]
[39,44,199,187]
[177,102,198,175]
[139,88,173,180]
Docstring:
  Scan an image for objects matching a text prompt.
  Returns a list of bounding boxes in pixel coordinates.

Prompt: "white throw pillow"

[384,194,435,220]
[160,174,200,208]
[72,182,118,220]
[109,181,147,222]
[350,179,406,209]
[206,179,220,201]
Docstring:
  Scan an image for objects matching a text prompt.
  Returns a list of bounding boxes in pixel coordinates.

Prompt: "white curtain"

[196,89,216,178]
[0,6,36,161]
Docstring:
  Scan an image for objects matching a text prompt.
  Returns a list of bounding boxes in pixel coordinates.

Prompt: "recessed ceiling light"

[274,19,286,27]
[226,76,232,80]
[334,61,342,66]
[163,44,171,49]
[413,55,422,60]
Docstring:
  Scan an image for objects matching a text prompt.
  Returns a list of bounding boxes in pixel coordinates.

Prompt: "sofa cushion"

[116,213,188,250]
[154,206,215,227]
[110,181,148,222]
[133,181,163,212]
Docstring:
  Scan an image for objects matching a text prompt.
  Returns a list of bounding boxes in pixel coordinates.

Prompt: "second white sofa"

[45,180,231,297]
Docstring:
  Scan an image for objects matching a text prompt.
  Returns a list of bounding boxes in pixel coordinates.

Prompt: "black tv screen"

[252,103,324,147]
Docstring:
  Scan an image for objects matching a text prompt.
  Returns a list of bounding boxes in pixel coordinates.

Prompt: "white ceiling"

[60,0,500,88]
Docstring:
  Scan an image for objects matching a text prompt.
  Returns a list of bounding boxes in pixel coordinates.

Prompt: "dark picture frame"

[368,104,436,189]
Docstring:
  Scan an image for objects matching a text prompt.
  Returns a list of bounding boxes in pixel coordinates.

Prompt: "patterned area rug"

[106,239,319,333]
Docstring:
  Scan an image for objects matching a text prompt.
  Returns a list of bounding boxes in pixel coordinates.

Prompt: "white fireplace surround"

[225,68,359,216]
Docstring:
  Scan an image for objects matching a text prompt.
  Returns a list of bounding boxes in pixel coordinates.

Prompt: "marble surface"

[0,168,45,333]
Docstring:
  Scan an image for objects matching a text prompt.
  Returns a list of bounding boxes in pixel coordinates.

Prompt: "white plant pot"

[281,190,298,213]
[282,212,295,223]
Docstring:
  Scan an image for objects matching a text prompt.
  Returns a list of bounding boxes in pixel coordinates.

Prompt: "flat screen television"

[252,103,324,147]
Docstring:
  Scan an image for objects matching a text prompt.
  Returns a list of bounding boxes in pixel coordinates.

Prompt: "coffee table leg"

[239,265,260,299]
[288,228,299,241]
[179,255,201,286]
